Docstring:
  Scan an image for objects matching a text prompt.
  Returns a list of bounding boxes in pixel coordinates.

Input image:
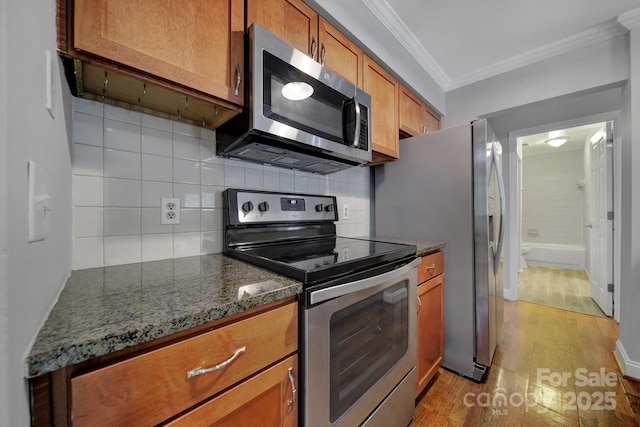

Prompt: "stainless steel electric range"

[223,189,419,427]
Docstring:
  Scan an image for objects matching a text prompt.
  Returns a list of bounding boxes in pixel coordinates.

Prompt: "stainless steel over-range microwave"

[216,24,372,175]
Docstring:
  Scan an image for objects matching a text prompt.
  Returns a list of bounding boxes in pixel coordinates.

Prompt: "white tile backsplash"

[104,178,141,207]
[173,159,200,184]
[142,154,173,182]
[104,149,140,179]
[73,175,103,206]
[104,119,141,152]
[142,127,173,156]
[141,181,173,207]
[72,100,372,269]
[72,143,103,176]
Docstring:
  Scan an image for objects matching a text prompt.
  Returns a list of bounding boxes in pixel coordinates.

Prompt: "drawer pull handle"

[287,367,297,413]
[425,264,436,271]
[186,346,246,380]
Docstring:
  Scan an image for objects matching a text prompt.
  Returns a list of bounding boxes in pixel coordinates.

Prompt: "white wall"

[521,149,585,246]
[443,34,629,128]
[617,25,640,379]
[3,0,74,425]
[71,99,371,269]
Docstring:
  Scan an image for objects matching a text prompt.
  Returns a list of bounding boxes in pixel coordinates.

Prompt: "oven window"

[328,280,409,422]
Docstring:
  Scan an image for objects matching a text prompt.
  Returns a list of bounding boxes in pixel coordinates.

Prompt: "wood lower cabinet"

[416,251,444,398]
[363,55,399,162]
[30,300,298,426]
[166,355,298,427]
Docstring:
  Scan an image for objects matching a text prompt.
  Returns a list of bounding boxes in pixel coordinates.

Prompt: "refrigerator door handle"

[492,141,506,273]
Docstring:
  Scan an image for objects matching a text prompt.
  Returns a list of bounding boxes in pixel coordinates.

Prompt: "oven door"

[304,258,419,427]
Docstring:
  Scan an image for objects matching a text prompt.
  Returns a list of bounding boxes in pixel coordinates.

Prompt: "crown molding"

[618,8,640,30]
[447,18,629,90]
[363,0,633,93]
[361,0,451,90]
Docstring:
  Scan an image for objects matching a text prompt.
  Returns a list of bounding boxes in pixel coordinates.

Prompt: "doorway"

[506,114,620,320]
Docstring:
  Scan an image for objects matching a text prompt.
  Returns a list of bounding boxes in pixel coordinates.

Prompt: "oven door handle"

[309,258,420,305]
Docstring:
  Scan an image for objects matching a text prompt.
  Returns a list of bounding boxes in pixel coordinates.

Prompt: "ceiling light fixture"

[546,137,568,148]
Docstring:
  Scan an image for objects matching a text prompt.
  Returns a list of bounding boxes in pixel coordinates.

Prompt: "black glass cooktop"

[229,237,416,284]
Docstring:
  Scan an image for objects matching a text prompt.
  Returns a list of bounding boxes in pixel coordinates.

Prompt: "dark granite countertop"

[25,254,301,378]
[365,236,445,257]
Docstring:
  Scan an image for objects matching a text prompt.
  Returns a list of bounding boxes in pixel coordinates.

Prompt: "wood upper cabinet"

[423,103,441,134]
[399,84,423,137]
[416,251,444,398]
[318,17,363,87]
[247,0,319,58]
[363,55,399,161]
[56,0,242,128]
[72,0,244,105]
[247,0,363,87]
[399,83,441,138]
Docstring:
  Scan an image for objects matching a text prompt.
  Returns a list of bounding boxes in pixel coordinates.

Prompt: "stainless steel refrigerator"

[374,119,505,381]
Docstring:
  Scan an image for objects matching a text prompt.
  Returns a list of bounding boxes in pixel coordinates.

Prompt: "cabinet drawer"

[71,303,298,427]
[417,251,444,284]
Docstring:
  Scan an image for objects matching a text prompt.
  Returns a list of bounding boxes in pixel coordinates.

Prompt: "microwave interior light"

[282,81,314,101]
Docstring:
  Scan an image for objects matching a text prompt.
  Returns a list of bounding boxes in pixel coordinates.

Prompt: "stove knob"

[241,201,254,214]
[315,204,324,212]
[258,201,270,212]
[324,204,334,212]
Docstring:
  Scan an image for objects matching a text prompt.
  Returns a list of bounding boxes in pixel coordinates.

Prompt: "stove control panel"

[225,189,338,224]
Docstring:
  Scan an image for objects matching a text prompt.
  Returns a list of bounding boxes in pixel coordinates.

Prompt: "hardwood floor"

[518,265,606,317]
[412,300,638,426]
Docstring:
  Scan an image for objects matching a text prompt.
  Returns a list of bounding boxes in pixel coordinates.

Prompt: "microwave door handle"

[352,96,361,147]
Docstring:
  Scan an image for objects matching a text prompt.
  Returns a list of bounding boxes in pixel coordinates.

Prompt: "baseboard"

[616,340,640,380]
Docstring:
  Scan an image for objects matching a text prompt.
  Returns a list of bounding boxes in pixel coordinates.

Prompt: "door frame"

[505,111,621,322]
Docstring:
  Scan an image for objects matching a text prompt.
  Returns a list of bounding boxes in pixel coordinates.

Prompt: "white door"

[589,122,613,316]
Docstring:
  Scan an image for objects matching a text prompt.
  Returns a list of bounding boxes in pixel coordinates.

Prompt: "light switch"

[28,161,51,242]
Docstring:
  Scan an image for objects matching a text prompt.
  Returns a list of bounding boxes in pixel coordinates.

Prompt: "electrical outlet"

[342,204,350,220]
[161,197,181,224]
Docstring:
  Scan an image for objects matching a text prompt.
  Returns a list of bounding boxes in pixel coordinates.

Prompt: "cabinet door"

[399,84,423,138]
[363,55,399,159]
[416,274,444,397]
[423,104,441,134]
[166,355,299,427]
[318,17,363,87]
[74,0,244,105]
[247,0,318,58]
